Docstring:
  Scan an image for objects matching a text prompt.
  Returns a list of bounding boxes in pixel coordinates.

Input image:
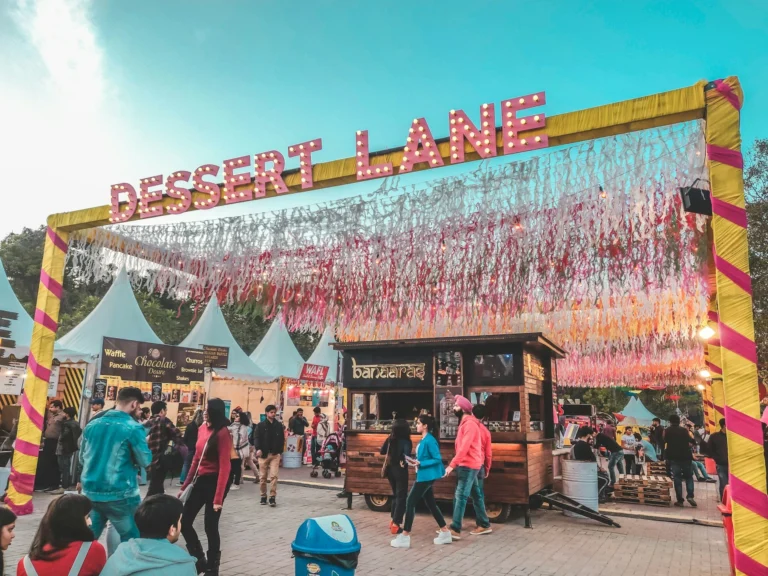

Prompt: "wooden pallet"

[616,474,672,487]
[613,496,671,507]
[613,485,671,496]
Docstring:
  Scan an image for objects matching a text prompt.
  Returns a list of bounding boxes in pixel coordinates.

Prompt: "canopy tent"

[249,317,304,379]
[305,327,338,382]
[619,397,659,427]
[56,267,162,357]
[180,296,270,381]
[0,259,85,362]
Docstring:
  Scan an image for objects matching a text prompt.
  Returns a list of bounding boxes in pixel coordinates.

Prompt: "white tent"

[619,397,659,427]
[306,326,338,382]
[249,317,304,379]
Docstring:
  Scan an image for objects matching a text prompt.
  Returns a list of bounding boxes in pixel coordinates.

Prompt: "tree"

[745,138,768,363]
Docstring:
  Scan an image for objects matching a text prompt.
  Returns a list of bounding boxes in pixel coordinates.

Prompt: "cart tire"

[364,494,392,512]
[334,470,342,478]
[310,470,318,478]
[485,503,512,524]
[323,470,331,479]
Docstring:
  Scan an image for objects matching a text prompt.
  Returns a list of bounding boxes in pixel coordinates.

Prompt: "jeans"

[57,453,74,488]
[387,465,409,526]
[623,454,635,475]
[669,460,694,502]
[181,475,225,555]
[403,480,446,532]
[716,463,729,501]
[179,450,195,484]
[470,472,491,529]
[138,467,147,486]
[607,451,624,484]
[258,454,281,497]
[450,466,481,533]
[90,496,141,543]
[229,458,242,486]
[146,460,167,497]
[691,460,711,480]
[106,523,121,557]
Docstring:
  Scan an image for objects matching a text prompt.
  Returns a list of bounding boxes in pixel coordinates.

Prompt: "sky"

[1,0,767,238]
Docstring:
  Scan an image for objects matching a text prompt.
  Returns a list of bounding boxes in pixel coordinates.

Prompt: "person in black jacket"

[649,417,665,460]
[380,418,413,535]
[595,429,624,485]
[664,414,697,507]
[50,407,81,494]
[706,418,729,500]
[253,405,285,507]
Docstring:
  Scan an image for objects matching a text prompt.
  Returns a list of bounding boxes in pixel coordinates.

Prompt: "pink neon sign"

[109,92,547,222]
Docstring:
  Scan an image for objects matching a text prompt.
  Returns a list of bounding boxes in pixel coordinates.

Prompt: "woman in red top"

[178,398,232,576]
[18,494,106,576]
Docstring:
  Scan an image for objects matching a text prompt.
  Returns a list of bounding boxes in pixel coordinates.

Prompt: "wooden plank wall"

[526,441,554,494]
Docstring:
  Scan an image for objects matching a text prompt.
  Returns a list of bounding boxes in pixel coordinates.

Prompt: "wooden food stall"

[334,333,565,524]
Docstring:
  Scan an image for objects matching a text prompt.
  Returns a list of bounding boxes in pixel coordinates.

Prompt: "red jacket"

[478,420,493,473]
[311,415,322,437]
[181,424,232,506]
[18,541,106,576]
[449,415,485,470]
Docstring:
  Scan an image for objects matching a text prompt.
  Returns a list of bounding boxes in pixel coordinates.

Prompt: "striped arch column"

[702,380,715,433]
[4,226,68,514]
[705,77,768,574]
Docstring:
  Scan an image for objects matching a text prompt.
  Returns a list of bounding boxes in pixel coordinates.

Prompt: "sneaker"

[434,530,453,545]
[687,497,698,507]
[449,529,462,541]
[674,501,685,507]
[696,478,706,483]
[260,496,268,505]
[706,478,717,483]
[230,484,240,491]
[390,533,410,549]
[269,496,276,507]
[470,525,493,536]
[43,487,58,493]
[48,487,65,495]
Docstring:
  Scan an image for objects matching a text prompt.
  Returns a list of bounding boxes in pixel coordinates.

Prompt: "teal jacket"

[415,432,445,483]
[101,538,197,576]
[79,409,152,502]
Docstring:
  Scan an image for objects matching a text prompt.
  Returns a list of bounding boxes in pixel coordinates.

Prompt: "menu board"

[435,352,462,440]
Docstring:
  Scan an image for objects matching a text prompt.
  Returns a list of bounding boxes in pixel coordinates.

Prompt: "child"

[101,494,197,575]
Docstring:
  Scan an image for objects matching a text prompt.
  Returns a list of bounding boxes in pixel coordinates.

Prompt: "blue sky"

[1,0,766,237]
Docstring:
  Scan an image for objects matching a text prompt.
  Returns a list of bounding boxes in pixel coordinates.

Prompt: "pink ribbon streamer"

[34,308,58,333]
[724,406,764,446]
[719,322,758,365]
[707,144,744,169]
[40,270,63,299]
[729,474,768,520]
[46,226,68,253]
[711,197,748,229]
[714,79,742,111]
[19,393,44,431]
[714,254,753,295]
[12,439,40,458]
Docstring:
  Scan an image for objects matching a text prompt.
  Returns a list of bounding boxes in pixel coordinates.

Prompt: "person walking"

[290,408,309,459]
[595,429,624,485]
[80,386,152,545]
[177,398,232,576]
[18,494,107,576]
[390,415,451,549]
[621,427,637,474]
[180,410,204,484]
[50,407,81,495]
[227,412,251,491]
[649,417,665,460]
[706,418,729,500]
[310,407,324,465]
[469,403,493,536]
[146,401,185,497]
[380,418,412,535]
[442,396,491,540]
[664,414,697,507]
[37,400,66,492]
[253,405,285,507]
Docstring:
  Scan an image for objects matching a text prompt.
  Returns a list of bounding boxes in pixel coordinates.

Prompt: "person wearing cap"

[442,395,492,539]
[79,386,152,545]
[90,397,105,419]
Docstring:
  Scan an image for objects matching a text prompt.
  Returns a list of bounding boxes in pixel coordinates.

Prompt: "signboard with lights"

[109,92,547,222]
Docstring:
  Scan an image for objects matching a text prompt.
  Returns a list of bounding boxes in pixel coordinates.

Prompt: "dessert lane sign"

[109,92,548,222]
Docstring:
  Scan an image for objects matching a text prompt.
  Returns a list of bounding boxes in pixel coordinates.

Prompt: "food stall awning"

[306,327,339,382]
[249,317,304,379]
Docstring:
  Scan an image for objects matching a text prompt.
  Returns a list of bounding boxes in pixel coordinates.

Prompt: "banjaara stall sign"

[343,350,432,391]
[108,92,548,222]
[101,337,206,384]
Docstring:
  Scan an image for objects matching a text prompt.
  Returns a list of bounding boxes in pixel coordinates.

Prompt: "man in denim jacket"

[80,386,152,544]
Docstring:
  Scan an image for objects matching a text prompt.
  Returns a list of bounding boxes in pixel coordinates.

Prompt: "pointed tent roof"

[619,397,658,426]
[181,296,270,380]
[56,268,162,357]
[249,317,304,379]
[306,327,338,382]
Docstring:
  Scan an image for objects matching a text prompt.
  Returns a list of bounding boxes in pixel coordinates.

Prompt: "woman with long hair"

[228,411,251,490]
[380,418,412,535]
[178,398,232,576]
[391,415,451,548]
[180,409,205,484]
[0,505,16,575]
[18,494,106,575]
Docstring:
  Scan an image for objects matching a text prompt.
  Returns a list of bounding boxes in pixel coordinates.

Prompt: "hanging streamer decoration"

[68,122,709,388]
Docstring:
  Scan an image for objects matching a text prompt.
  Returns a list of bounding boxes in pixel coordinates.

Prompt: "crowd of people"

[385,395,492,550]
[570,414,731,507]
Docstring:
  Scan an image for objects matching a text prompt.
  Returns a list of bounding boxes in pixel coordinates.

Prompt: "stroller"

[310,429,344,479]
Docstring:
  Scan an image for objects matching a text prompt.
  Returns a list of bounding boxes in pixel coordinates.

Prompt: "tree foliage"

[745,138,768,363]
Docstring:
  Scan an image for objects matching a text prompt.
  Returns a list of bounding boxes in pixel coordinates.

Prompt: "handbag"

[179,433,212,504]
[380,435,392,479]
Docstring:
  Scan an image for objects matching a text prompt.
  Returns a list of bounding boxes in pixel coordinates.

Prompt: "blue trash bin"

[292,514,361,576]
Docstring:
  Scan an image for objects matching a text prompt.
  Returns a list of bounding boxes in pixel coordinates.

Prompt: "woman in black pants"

[177,399,232,576]
[381,418,412,534]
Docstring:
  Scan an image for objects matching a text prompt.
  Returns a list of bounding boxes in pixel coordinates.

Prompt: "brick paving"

[3,480,730,576]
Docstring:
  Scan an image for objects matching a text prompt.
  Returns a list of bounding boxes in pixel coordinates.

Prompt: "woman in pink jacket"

[442,395,492,539]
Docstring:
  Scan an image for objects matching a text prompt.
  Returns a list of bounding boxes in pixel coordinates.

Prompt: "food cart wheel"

[364,494,392,513]
[485,503,512,524]
[334,470,342,478]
